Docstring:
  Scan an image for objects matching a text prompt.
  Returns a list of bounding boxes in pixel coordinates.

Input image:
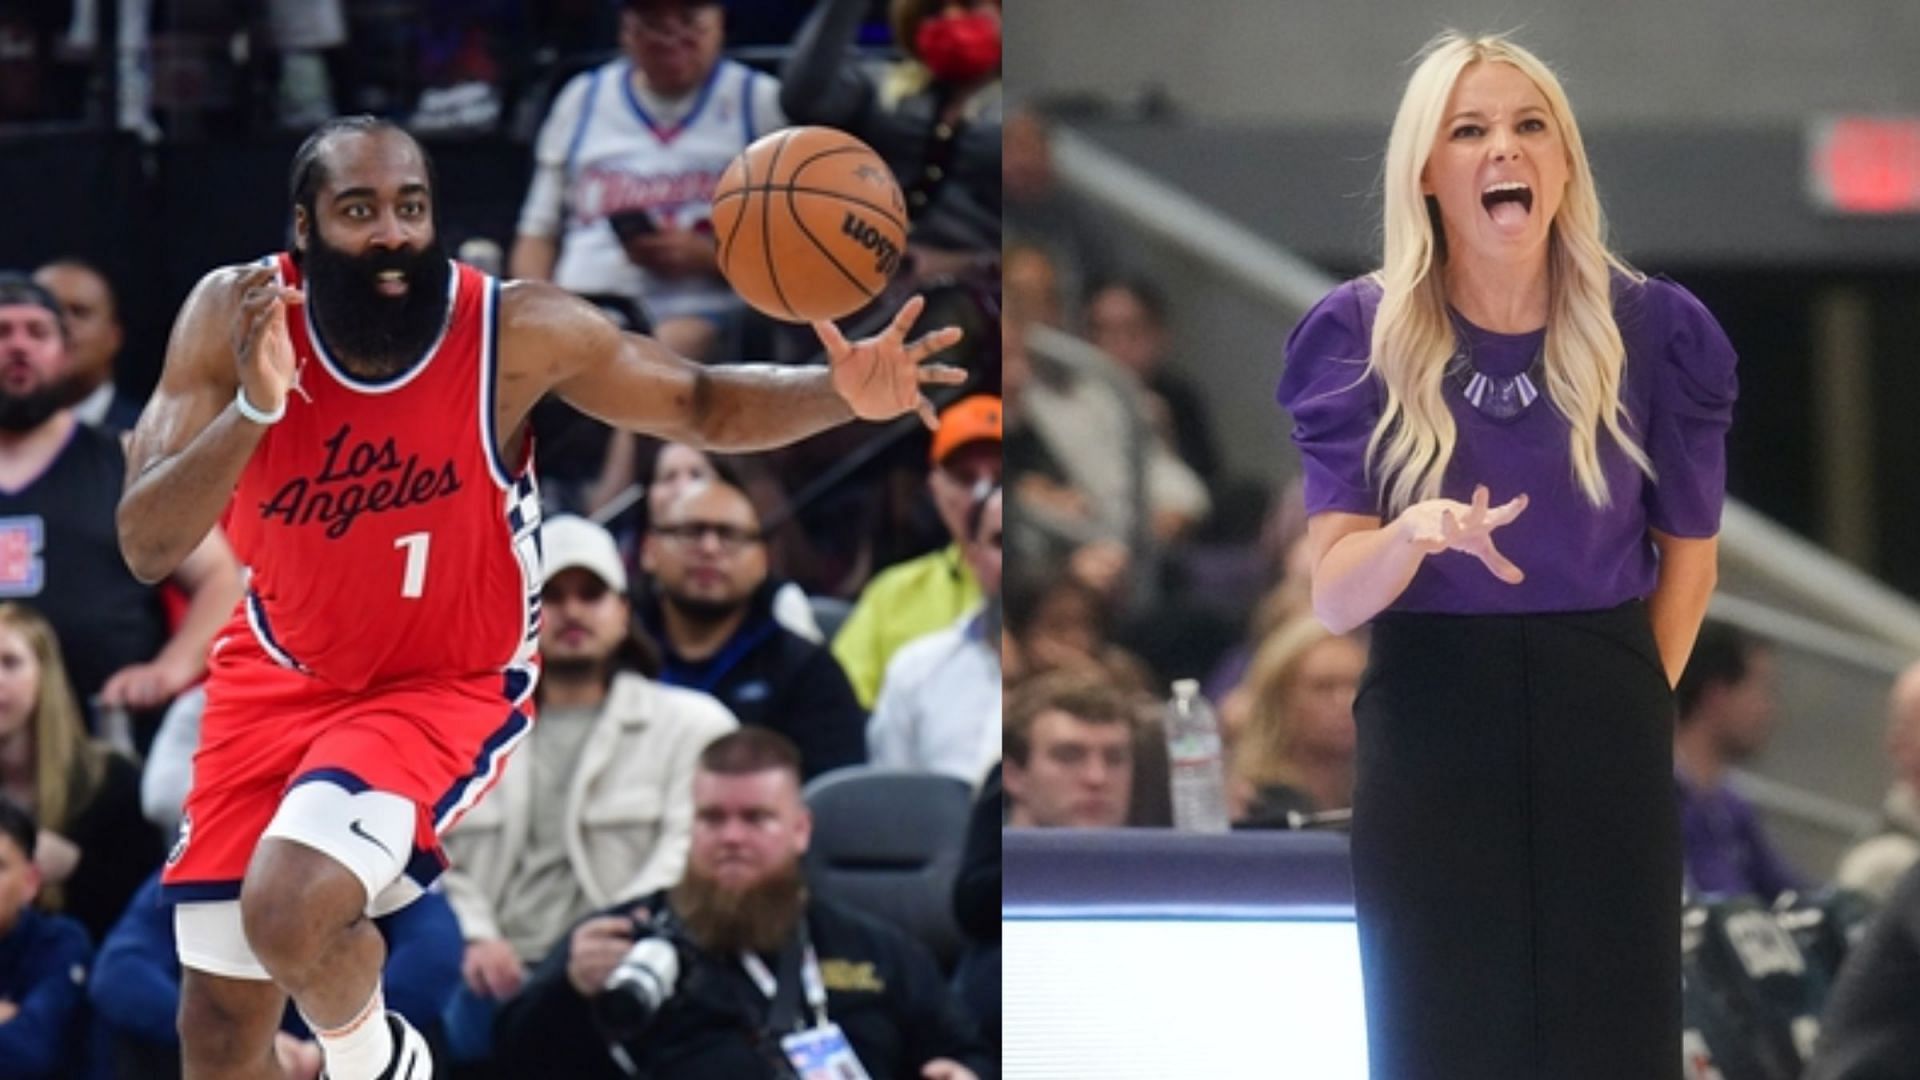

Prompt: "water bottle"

[1164,678,1231,833]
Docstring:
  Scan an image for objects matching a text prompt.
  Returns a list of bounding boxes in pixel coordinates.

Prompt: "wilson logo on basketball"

[841,212,902,276]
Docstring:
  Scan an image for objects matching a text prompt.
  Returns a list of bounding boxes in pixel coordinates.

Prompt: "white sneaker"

[322,1012,433,1080]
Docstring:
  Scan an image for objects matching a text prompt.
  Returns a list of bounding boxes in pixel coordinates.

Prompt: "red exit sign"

[1808,117,1920,215]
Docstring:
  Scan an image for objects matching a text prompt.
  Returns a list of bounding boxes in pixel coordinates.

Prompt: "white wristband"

[234,385,286,425]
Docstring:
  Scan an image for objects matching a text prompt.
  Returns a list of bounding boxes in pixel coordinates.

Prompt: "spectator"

[1083,277,1222,487]
[644,441,822,643]
[0,798,92,1080]
[510,0,786,364]
[89,868,462,1080]
[1002,247,1210,548]
[0,603,162,945]
[1223,617,1363,827]
[867,485,1001,785]
[437,515,736,1063]
[640,480,866,780]
[31,259,143,432]
[136,687,205,838]
[492,728,989,1080]
[1004,669,1137,829]
[782,0,1002,272]
[1804,859,1920,1080]
[1001,561,1151,695]
[833,394,1001,709]
[952,763,1001,1055]
[265,0,349,130]
[1202,523,1316,705]
[1675,621,1803,900]
[1836,659,1920,902]
[1004,104,1112,311]
[0,274,243,740]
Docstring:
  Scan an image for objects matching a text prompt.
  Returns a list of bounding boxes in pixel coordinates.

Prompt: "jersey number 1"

[395,532,430,599]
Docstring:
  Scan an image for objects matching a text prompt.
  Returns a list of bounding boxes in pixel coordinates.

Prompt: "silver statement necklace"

[1447,319,1545,422]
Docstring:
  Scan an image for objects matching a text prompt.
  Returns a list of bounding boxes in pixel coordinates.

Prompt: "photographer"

[492,729,991,1079]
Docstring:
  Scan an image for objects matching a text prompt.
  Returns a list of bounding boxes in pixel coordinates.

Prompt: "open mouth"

[1481,181,1533,226]
[374,269,409,297]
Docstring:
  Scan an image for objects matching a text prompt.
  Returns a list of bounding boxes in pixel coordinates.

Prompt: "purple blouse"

[1277,275,1737,614]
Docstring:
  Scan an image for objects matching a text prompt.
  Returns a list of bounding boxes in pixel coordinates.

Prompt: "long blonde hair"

[1368,30,1651,515]
[1232,617,1357,793]
[0,604,104,841]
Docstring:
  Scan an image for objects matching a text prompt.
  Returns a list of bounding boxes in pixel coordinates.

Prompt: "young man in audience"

[641,480,866,780]
[1675,621,1804,900]
[867,485,1001,786]
[834,394,1001,710]
[438,515,737,1063]
[1004,669,1136,829]
[493,729,988,1080]
[0,798,92,1079]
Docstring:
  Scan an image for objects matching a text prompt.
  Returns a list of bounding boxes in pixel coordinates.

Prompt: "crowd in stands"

[0,1,1001,1075]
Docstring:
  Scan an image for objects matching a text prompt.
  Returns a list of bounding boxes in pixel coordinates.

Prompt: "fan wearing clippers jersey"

[118,116,965,1080]
[511,0,783,366]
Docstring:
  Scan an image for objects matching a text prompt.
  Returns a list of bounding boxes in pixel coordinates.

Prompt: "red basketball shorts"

[160,619,536,906]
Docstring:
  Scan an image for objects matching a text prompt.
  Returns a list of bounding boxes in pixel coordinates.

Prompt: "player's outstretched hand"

[232,264,304,415]
[815,295,966,429]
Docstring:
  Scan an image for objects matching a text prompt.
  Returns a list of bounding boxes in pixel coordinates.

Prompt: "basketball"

[711,126,909,323]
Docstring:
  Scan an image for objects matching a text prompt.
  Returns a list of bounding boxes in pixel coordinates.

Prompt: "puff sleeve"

[1277,281,1385,517]
[1641,281,1738,537]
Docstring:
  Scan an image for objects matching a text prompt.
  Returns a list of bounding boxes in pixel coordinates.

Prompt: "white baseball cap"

[540,515,628,592]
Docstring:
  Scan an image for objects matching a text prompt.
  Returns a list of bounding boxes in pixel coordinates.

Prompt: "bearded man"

[492,728,991,1080]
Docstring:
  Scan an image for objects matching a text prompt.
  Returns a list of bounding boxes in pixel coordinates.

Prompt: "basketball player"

[117,116,962,1080]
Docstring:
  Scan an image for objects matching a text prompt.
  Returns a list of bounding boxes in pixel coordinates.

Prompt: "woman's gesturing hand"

[1398,484,1530,584]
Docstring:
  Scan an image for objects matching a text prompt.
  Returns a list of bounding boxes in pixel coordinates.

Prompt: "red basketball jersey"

[222,254,542,692]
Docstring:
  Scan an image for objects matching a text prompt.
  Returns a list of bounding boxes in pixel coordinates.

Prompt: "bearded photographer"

[492,728,992,1079]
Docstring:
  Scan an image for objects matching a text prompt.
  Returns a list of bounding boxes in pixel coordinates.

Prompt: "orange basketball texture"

[711,127,909,323]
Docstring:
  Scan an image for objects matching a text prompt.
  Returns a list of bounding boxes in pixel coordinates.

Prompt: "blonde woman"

[1224,617,1363,826]
[0,603,163,943]
[1276,32,1734,1077]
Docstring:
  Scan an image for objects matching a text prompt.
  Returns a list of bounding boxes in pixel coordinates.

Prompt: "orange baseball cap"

[930,394,1002,465]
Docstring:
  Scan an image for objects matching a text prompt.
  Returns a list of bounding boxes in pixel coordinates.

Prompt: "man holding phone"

[510,0,786,366]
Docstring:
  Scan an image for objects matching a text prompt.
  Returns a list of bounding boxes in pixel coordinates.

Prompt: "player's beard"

[670,859,808,956]
[303,229,452,376]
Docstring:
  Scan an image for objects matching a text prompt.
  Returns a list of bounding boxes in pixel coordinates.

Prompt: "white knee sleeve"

[176,901,272,980]
[261,781,416,914]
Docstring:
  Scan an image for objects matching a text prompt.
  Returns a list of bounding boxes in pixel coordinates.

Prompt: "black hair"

[1002,558,1106,640]
[287,116,440,257]
[646,442,747,493]
[0,797,35,861]
[1676,621,1761,721]
[1086,274,1170,328]
[0,273,66,335]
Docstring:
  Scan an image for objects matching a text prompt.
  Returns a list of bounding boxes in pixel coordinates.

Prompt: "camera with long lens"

[594,922,685,1041]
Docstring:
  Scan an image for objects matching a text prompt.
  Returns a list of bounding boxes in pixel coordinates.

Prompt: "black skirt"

[1349,601,1681,1080]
